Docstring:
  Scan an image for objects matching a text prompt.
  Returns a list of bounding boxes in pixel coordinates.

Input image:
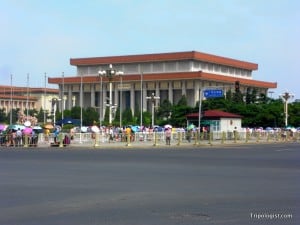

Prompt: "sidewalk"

[37,137,297,149]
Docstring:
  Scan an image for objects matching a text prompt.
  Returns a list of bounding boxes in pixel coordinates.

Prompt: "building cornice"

[0,86,58,94]
[48,71,277,89]
[70,51,258,70]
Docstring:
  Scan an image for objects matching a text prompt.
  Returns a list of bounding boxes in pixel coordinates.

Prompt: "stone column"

[182,80,186,96]
[114,83,118,108]
[143,83,147,112]
[91,84,95,107]
[130,88,135,115]
[168,81,173,104]
[68,86,72,110]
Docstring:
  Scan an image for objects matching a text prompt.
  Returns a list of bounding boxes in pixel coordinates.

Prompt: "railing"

[1,130,299,147]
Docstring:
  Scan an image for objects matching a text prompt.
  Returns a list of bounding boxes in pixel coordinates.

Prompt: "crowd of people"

[0,128,38,147]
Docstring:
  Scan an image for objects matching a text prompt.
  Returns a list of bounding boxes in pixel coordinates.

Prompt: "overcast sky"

[1,0,299,99]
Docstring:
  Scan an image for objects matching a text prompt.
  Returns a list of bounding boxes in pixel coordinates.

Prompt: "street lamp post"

[120,74,123,128]
[146,92,160,128]
[97,74,103,126]
[10,74,13,125]
[61,72,65,127]
[50,98,61,125]
[44,73,47,124]
[140,72,143,129]
[279,91,294,127]
[98,64,123,125]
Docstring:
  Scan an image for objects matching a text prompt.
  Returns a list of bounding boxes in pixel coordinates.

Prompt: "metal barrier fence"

[1,130,299,147]
[40,130,300,146]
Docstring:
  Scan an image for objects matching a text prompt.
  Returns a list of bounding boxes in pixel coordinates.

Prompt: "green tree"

[156,99,173,124]
[122,108,134,125]
[71,106,82,119]
[83,107,99,126]
[170,95,192,127]
[0,108,8,123]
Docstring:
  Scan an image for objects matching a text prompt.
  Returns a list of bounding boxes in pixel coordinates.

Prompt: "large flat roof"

[70,51,258,71]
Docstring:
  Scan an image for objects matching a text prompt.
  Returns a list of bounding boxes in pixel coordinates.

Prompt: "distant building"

[48,50,277,122]
[0,85,59,117]
[186,110,243,132]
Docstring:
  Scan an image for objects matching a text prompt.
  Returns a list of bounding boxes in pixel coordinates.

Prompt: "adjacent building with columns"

[48,50,277,122]
[0,85,59,118]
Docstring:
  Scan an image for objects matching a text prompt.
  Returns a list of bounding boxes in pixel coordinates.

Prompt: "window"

[214,65,220,72]
[153,62,164,72]
[210,120,220,132]
[165,61,177,72]
[140,63,151,73]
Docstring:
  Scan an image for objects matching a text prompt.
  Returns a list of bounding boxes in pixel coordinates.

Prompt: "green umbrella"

[187,124,195,130]
[7,124,25,131]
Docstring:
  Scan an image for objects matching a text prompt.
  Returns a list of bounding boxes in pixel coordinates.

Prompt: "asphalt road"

[0,143,299,225]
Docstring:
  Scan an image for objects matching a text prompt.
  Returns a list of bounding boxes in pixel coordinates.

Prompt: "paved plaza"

[0,143,299,225]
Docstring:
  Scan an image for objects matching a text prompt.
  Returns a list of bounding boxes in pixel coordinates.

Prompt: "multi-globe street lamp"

[50,98,61,125]
[146,92,160,128]
[98,64,124,125]
[279,91,294,127]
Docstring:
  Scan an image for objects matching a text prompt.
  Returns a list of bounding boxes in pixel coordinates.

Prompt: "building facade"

[48,51,277,122]
[0,85,59,120]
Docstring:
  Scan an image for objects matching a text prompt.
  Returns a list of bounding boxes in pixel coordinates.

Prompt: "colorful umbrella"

[187,124,195,130]
[33,126,43,133]
[7,124,25,131]
[0,124,7,131]
[44,124,54,129]
[23,127,33,135]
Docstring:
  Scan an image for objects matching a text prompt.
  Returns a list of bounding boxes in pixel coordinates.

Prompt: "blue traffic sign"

[203,89,223,98]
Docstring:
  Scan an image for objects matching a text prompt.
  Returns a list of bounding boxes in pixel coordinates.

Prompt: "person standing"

[165,128,171,145]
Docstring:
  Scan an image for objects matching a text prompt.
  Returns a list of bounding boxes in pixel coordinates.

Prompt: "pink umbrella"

[0,124,7,131]
[23,127,33,135]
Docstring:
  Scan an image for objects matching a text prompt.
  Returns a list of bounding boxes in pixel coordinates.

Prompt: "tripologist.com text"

[250,212,293,220]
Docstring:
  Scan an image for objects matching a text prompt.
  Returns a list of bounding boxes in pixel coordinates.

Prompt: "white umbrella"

[91,125,100,133]
[24,121,31,127]
[164,124,172,129]
[81,126,88,133]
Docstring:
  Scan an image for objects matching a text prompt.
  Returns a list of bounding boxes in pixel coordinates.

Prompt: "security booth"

[186,110,242,139]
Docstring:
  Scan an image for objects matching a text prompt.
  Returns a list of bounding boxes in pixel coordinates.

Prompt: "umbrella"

[44,124,54,129]
[130,125,140,133]
[285,126,294,130]
[91,125,100,133]
[187,124,195,130]
[32,125,43,130]
[265,127,273,132]
[24,121,31,127]
[164,124,172,129]
[0,124,7,131]
[81,126,88,133]
[55,118,81,126]
[23,127,33,135]
[7,124,25,131]
[33,126,43,133]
